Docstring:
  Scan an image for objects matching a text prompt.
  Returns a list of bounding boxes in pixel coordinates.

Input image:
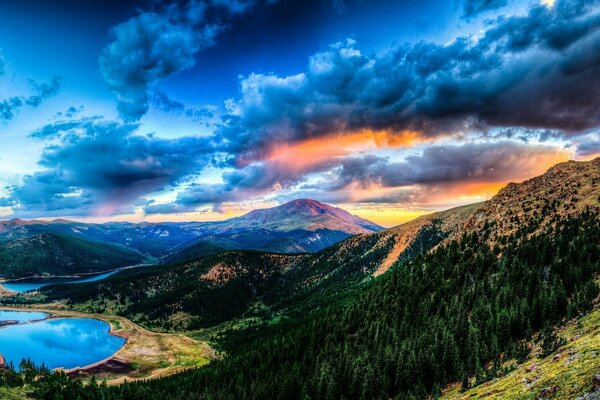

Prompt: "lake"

[0,315,125,370]
[0,310,48,323]
[1,270,120,293]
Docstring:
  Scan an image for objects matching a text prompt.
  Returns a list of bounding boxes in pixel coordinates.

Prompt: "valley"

[0,159,598,399]
[0,199,382,275]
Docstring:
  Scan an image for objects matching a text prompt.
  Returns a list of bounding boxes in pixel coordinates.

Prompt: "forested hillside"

[8,208,599,400]
[2,159,600,400]
[39,201,478,329]
[39,210,458,330]
[0,233,144,279]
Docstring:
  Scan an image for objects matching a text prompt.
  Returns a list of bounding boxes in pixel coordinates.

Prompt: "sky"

[0,0,598,227]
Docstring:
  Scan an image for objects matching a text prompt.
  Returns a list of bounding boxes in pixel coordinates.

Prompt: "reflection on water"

[0,310,48,323]
[0,317,125,370]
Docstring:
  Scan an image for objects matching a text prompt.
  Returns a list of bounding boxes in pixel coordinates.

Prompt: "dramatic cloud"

[575,135,600,157]
[216,0,600,166]
[462,0,508,18]
[100,0,254,120]
[147,0,600,215]
[0,77,62,121]
[12,118,214,216]
[8,0,599,219]
[325,141,568,191]
[145,140,569,214]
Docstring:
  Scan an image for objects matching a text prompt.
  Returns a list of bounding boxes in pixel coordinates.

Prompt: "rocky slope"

[352,157,600,276]
[460,158,600,245]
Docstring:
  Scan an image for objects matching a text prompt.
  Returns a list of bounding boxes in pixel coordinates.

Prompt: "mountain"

[46,159,600,331]
[167,199,383,257]
[11,158,600,399]
[0,219,205,258]
[0,200,382,261]
[225,199,382,233]
[0,233,144,279]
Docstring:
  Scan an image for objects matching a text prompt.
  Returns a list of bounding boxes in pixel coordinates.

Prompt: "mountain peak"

[235,198,382,234]
[287,198,329,209]
[278,199,348,216]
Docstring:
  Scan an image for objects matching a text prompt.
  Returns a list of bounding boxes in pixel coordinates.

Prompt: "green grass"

[109,319,123,330]
[442,305,600,399]
[0,386,30,400]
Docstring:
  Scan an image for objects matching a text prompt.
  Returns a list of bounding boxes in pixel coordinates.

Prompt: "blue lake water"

[0,310,48,322]
[2,270,120,293]
[0,317,125,370]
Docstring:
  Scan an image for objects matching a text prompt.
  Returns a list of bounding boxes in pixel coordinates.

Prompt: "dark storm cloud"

[12,118,215,215]
[575,140,600,157]
[327,142,566,190]
[461,0,508,18]
[0,76,62,121]
[100,0,255,121]
[215,0,600,164]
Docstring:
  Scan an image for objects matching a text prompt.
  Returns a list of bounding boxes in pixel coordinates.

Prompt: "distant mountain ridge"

[42,158,600,331]
[231,199,382,233]
[0,200,383,269]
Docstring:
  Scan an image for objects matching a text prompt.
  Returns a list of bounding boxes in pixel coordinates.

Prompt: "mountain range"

[43,158,600,329]
[3,158,600,400]
[0,199,382,279]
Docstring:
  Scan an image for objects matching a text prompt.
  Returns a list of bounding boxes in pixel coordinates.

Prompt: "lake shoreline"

[0,309,52,328]
[0,264,141,283]
[0,264,148,293]
[0,308,126,373]
[0,306,215,384]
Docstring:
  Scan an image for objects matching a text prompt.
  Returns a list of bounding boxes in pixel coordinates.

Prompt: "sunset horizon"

[1,0,597,226]
[0,1,599,399]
